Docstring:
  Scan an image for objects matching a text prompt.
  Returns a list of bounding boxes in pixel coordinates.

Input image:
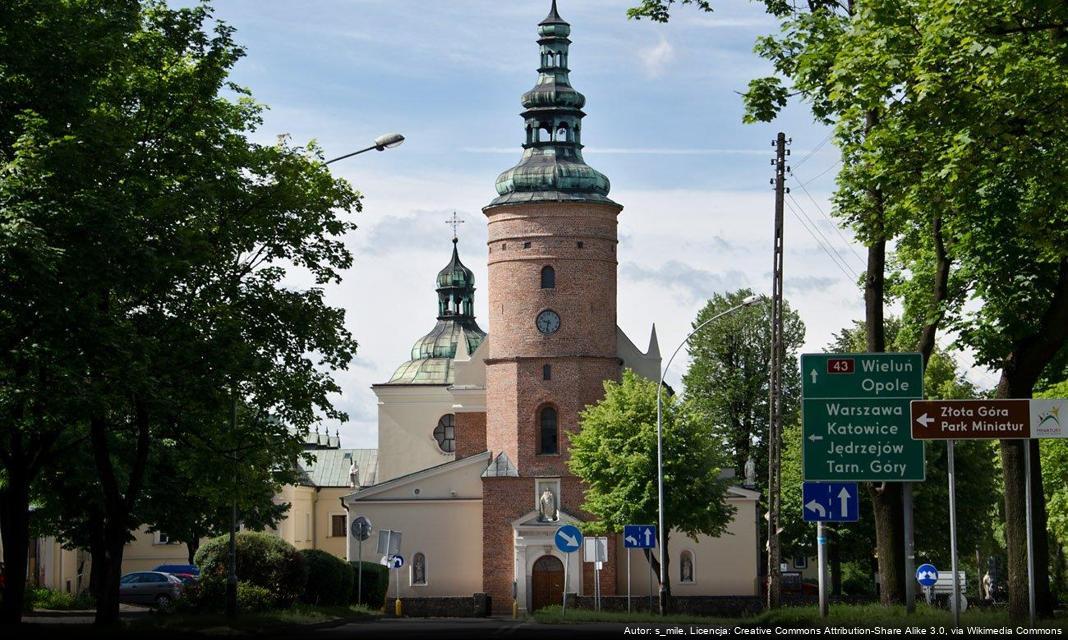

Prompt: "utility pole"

[226,386,238,618]
[767,131,788,610]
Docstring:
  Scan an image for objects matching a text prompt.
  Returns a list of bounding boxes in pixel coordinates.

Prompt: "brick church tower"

[481,1,621,613]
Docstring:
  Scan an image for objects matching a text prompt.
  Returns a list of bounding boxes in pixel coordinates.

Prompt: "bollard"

[395,598,403,617]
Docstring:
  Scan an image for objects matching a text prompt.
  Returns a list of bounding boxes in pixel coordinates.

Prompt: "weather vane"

[446,212,464,241]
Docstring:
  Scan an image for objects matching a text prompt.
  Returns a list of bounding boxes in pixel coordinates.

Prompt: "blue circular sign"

[554,525,583,553]
[916,563,938,587]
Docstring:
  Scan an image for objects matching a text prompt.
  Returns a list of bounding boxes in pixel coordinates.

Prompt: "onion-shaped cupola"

[387,238,486,384]
[489,0,615,207]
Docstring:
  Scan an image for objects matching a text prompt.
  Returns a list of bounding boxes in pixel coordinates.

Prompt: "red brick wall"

[454,411,487,460]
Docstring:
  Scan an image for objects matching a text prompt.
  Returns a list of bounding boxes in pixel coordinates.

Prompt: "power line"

[791,131,833,171]
[784,197,859,282]
[786,192,861,277]
[789,175,866,267]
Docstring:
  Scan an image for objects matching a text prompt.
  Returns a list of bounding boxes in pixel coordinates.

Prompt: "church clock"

[535,309,561,335]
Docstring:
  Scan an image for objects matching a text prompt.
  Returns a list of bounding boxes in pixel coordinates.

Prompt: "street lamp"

[224,130,404,620]
[655,294,761,614]
[324,133,405,165]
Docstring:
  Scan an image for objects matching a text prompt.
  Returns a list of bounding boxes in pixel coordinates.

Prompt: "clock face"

[536,309,561,335]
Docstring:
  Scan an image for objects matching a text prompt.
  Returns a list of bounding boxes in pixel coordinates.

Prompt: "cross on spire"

[446,212,464,241]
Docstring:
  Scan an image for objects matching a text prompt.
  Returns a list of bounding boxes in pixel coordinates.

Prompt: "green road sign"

[801,353,925,481]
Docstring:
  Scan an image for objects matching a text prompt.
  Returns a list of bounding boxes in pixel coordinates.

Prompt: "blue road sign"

[623,524,657,549]
[802,482,860,522]
[554,524,583,553]
[389,554,404,569]
[916,563,938,587]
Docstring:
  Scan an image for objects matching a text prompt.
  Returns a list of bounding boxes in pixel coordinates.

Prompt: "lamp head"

[374,133,405,150]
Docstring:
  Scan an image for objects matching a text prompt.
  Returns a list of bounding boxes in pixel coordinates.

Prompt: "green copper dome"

[387,239,486,385]
[489,1,616,208]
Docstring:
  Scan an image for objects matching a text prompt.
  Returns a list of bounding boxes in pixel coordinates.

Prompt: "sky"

[186,0,994,448]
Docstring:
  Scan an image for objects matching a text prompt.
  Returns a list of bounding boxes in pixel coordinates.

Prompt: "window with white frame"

[153,531,176,545]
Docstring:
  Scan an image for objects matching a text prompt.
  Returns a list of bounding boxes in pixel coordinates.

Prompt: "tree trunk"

[186,538,200,566]
[0,472,32,624]
[93,535,126,626]
[868,481,905,604]
[830,525,842,597]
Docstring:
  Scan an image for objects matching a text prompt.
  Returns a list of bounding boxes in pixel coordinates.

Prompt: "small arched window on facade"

[540,265,555,289]
[411,552,427,586]
[679,550,695,584]
[538,406,558,455]
[433,415,455,453]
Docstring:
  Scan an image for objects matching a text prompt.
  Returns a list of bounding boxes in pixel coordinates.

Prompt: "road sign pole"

[648,552,653,612]
[357,538,363,606]
[627,548,632,613]
[948,440,960,628]
[1025,442,1036,627]
[562,551,569,616]
[817,521,828,618]
[904,482,915,614]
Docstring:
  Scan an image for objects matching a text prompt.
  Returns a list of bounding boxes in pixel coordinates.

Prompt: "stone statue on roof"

[349,461,360,489]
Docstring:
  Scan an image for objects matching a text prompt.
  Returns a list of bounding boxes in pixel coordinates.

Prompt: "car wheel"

[155,594,172,610]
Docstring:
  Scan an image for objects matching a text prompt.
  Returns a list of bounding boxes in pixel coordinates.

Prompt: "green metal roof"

[489,1,616,208]
[299,448,378,488]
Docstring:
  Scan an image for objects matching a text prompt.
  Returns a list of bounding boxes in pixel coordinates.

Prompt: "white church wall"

[374,385,457,483]
[615,494,759,597]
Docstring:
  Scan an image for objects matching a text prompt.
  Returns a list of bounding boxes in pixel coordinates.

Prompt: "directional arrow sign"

[801,353,925,481]
[909,401,1059,440]
[554,524,583,553]
[623,524,657,549]
[802,482,859,522]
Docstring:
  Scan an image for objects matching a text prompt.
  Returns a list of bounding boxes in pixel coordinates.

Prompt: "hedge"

[300,548,354,606]
[350,561,389,608]
[194,531,307,608]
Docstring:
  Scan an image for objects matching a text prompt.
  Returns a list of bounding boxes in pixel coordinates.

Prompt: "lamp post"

[655,294,760,615]
[224,131,404,619]
[324,133,405,165]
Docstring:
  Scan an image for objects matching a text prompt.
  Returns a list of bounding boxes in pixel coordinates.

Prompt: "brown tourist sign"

[910,399,1043,440]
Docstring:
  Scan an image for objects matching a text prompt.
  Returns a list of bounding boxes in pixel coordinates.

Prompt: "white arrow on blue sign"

[916,563,938,587]
[802,482,860,522]
[623,524,657,549]
[554,524,583,553]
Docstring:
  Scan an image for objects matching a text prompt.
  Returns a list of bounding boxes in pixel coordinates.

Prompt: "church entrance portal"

[531,555,564,611]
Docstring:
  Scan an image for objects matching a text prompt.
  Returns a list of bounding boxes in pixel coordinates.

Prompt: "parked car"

[118,571,183,608]
[153,564,200,583]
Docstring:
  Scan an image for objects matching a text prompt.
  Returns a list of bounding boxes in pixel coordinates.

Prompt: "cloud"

[638,36,675,79]
[621,260,749,303]
[783,275,838,294]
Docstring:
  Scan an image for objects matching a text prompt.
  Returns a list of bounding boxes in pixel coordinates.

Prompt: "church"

[342,2,760,614]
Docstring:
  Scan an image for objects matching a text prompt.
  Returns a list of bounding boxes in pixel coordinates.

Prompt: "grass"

[128,602,381,634]
[27,587,95,611]
[532,602,1068,629]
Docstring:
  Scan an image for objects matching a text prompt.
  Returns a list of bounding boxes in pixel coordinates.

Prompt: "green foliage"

[683,289,804,494]
[300,549,353,606]
[349,561,389,609]
[194,532,308,608]
[570,370,734,593]
[25,587,94,611]
[237,583,275,613]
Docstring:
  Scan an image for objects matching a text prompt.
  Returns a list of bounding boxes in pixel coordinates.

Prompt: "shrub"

[349,561,389,609]
[194,531,307,608]
[26,587,94,611]
[300,549,353,606]
[237,582,274,612]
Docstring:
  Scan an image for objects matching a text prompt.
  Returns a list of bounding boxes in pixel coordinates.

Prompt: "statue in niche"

[744,456,756,487]
[681,553,694,583]
[538,487,558,522]
[412,553,426,585]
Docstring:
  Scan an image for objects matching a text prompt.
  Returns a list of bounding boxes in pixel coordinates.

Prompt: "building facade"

[343,2,759,615]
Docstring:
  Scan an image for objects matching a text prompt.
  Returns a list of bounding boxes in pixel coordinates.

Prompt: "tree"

[627,0,1068,616]
[683,289,805,486]
[1,1,360,624]
[569,369,735,606]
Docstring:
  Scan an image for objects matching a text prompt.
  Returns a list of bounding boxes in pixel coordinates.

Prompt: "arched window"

[433,415,455,453]
[540,265,555,289]
[411,552,427,586]
[679,550,695,584]
[538,406,558,455]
